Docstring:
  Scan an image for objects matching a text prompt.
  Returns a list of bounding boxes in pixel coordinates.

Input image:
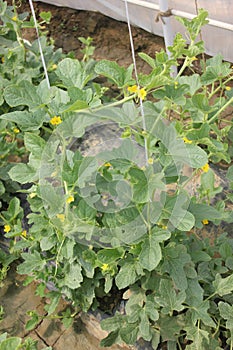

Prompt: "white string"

[28,0,50,89]
[124,0,148,164]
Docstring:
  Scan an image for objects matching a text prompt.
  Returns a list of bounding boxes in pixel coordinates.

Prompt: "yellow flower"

[56,213,65,222]
[104,162,112,167]
[127,85,147,100]
[127,85,138,93]
[202,219,209,225]
[101,263,109,272]
[52,64,57,70]
[138,88,147,100]
[29,192,37,199]
[225,86,231,91]
[148,158,154,165]
[191,56,198,61]
[21,230,27,238]
[3,225,11,233]
[1,57,5,63]
[11,16,17,21]
[50,116,62,126]
[157,222,167,229]
[66,195,74,204]
[201,163,209,173]
[183,137,192,144]
[13,127,20,134]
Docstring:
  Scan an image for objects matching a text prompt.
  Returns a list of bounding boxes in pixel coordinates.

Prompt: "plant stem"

[54,236,65,277]
[93,95,134,112]
[207,95,233,125]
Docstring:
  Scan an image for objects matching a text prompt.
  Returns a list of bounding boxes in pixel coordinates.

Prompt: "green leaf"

[0,333,7,343]
[0,337,21,350]
[64,263,83,289]
[24,133,46,157]
[213,273,233,296]
[76,199,97,221]
[101,313,124,332]
[219,301,233,332]
[56,58,94,88]
[25,311,39,331]
[4,81,42,109]
[59,99,89,113]
[185,325,209,350]
[115,261,139,289]
[188,299,215,327]
[0,110,45,131]
[44,293,60,315]
[100,331,120,347]
[17,251,46,274]
[129,167,149,203]
[97,247,124,264]
[178,74,202,95]
[40,234,57,251]
[8,163,37,184]
[4,197,22,220]
[39,11,51,23]
[182,144,208,168]
[95,60,133,88]
[151,329,160,350]
[162,244,191,290]
[158,315,183,341]
[120,323,138,344]
[189,202,222,227]
[201,54,231,84]
[39,183,65,217]
[139,235,162,271]
[139,310,151,341]
[138,52,157,68]
[155,279,186,314]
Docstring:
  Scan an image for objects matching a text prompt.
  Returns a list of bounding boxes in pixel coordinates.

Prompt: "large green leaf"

[8,163,37,184]
[95,60,134,88]
[162,244,191,290]
[97,247,124,264]
[120,323,138,344]
[24,132,46,158]
[0,337,21,350]
[178,74,202,96]
[0,110,45,131]
[56,58,94,88]
[188,299,215,327]
[139,233,164,271]
[185,325,209,350]
[140,243,160,274]
[4,80,42,109]
[128,167,149,203]
[64,263,83,289]
[213,273,233,296]
[189,202,222,227]
[115,261,139,289]
[155,279,186,314]
[219,301,233,332]
[17,251,46,274]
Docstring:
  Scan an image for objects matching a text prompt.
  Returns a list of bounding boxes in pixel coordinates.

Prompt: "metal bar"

[122,0,233,31]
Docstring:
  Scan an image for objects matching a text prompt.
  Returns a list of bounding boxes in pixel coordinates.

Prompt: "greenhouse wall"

[37,0,233,62]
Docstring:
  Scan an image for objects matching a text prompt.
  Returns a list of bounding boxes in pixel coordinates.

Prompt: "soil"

[18,0,165,72]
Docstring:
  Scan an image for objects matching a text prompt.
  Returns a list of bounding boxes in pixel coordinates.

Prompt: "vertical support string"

[124,0,148,164]
[28,0,50,89]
